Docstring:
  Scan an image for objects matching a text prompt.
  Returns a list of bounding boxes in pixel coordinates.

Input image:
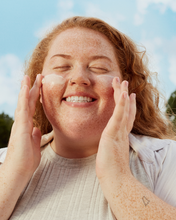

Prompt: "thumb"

[32,127,42,148]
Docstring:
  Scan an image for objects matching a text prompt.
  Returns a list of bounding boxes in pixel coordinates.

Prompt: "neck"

[51,129,99,158]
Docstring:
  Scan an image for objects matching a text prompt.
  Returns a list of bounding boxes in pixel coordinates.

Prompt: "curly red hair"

[25,16,175,139]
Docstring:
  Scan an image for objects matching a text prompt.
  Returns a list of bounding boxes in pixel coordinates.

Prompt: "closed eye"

[89,67,108,73]
[53,66,71,71]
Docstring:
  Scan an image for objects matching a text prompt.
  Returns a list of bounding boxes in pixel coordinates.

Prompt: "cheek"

[41,74,66,102]
[96,75,114,100]
[41,74,66,119]
[95,75,116,119]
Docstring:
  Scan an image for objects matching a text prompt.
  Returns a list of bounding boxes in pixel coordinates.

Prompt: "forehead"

[47,27,117,60]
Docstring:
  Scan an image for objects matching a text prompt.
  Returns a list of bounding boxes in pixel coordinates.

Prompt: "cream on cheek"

[96,75,114,87]
[42,73,66,89]
[95,75,114,99]
[41,73,66,112]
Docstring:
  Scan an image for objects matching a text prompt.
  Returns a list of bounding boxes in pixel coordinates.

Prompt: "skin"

[1,27,176,220]
[40,27,123,158]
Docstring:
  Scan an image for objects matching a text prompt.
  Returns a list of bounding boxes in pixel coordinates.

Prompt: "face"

[41,27,121,143]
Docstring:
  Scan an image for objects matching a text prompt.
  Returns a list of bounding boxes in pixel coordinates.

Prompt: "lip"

[62,99,98,107]
[62,92,97,100]
[62,91,98,107]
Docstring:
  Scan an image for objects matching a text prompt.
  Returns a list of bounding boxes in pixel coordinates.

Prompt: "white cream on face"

[42,74,66,89]
[96,75,114,88]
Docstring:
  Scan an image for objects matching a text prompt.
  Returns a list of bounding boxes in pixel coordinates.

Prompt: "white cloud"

[84,2,125,28]
[163,37,176,56]
[35,21,59,39]
[34,0,75,39]
[134,13,144,26]
[140,37,163,74]
[58,0,74,10]
[135,0,176,25]
[164,37,176,85]
[56,0,75,21]
[35,0,126,39]
[140,35,176,98]
[136,0,176,14]
[169,56,176,85]
[0,54,23,116]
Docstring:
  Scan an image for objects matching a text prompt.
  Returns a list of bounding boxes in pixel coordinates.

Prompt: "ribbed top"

[9,144,151,220]
[44,143,97,168]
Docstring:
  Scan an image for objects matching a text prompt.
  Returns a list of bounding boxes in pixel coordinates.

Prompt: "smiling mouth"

[63,96,96,103]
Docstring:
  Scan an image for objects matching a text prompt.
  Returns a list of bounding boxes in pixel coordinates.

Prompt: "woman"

[0,16,176,219]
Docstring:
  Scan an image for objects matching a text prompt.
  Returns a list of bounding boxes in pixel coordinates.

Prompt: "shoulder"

[129,133,176,206]
[129,133,174,164]
[0,148,8,164]
[129,133,175,176]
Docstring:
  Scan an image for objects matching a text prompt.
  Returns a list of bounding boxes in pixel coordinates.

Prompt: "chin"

[53,119,104,141]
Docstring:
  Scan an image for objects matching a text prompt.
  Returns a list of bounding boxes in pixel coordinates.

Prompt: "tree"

[0,112,14,149]
[166,90,176,128]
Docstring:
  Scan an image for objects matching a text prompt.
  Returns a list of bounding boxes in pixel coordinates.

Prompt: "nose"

[69,66,91,86]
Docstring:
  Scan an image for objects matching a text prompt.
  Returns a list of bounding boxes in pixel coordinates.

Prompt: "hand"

[96,77,136,182]
[4,74,43,179]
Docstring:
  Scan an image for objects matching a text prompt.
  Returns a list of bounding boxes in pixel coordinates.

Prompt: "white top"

[1,132,176,208]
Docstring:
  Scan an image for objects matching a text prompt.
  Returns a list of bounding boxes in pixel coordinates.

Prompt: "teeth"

[79,96,83,101]
[66,96,93,102]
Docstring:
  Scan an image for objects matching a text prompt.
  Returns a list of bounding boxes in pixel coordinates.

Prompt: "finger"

[21,75,30,89]
[105,79,130,137]
[14,85,30,128]
[15,85,29,114]
[114,91,129,127]
[112,78,129,105]
[32,127,42,148]
[127,93,136,133]
[106,91,129,137]
[113,79,129,123]
[121,92,130,131]
[120,80,128,94]
[112,77,121,105]
[16,75,30,114]
[28,74,42,116]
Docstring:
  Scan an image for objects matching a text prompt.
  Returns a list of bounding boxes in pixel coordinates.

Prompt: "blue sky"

[0,0,176,117]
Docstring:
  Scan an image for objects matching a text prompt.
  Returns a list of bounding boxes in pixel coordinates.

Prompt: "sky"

[0,0,176,117]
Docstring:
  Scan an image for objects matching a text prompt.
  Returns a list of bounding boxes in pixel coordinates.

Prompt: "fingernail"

[133,93,136,99]
[125,81,129,87]
[116,77,120,83]
[131,93,136,100]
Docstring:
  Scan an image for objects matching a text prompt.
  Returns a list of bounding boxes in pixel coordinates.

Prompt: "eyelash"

[89,67,108,73]
[53,66,71,71]
[53,66,108,73]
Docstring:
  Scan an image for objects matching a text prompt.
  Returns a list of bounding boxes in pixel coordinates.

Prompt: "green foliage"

[166,90,176,127]
[0,112,14,148]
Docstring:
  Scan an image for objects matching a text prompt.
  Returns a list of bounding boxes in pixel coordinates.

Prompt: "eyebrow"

[50,54,112,62]
[90,55,112,63]
[50,54,72,60]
